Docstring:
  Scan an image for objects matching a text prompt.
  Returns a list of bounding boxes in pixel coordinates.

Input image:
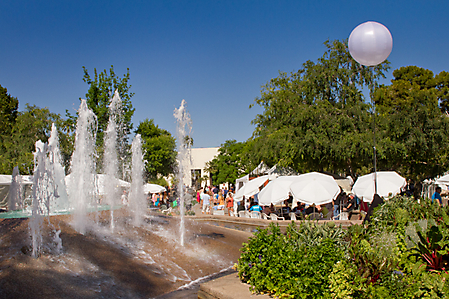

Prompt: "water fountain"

[103,90,122,230]
[173,99,192,247]
[128,134,145,226]
[0,95,250,298]
[29,139,65,257]
[48,123,70,213]
[67,99,97,235]
[8,166,23,211]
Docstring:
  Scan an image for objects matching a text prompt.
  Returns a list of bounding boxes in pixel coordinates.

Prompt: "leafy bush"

[348,224,400,283]
[371,195,449,229]
[238,222,346,298]
[407,209,449,272]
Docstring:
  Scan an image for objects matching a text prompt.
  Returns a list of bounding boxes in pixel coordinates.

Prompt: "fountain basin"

[0,204,124,219]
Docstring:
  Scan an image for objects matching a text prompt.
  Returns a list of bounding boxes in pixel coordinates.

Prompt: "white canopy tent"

[235,174,249,193]
[0,174,33,209]
[234,175,271,202]
[65,174,130,196]
[435,173,449,186]
[0,175,33,185]
[235,161,275,193]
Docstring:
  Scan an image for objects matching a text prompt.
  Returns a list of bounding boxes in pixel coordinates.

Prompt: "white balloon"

[348,21,393,66]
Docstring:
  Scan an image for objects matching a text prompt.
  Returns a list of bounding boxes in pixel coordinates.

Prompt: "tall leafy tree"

[375,66,449,182]
[250,40,390,177]
[135,119,177,181]
[205,139,255,185]
[0,85,19,140]
[436,71,449,113]
[0,104,64,174]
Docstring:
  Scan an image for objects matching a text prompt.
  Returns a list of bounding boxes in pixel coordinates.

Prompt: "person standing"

[223,186,228,199]
[343,194,356,220]
[201,189,211,214]
[196,188,201,203]
[333,189,346,220]
[226,192,234,215]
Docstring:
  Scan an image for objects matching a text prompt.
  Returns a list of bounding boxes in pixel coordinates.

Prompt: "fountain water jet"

[128,134,145,226]
[29,124,71,257]
[47,123,69,212]
[103,90,122,230]
[67,99,97,234]
[8,166,23,211]
[29,141,46,257]
[173,99,192,247]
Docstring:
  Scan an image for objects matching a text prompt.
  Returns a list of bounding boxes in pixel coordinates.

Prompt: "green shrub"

[238,222,346,298]
[348,224,400,284]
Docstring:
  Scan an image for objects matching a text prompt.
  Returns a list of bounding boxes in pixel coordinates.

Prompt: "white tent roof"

[143,183,166,194]
[249,161,270,176]
[65,174,130,195]
[235,174,249,193]
[0,174,33,185]
[435,173,449,185]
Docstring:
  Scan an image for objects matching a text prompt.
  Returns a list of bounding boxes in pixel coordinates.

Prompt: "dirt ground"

[0,208,252,298]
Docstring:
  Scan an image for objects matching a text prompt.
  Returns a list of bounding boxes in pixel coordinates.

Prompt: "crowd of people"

[194,184,367,220]
[143,181,423,221]
[197,185,235,215]
[146,185,174,210]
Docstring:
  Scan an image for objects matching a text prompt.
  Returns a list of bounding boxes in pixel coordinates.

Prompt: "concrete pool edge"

[188,214,362,229]
[198,272,271,299]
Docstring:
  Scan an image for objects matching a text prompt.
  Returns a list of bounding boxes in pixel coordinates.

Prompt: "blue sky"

[1,1,448,148]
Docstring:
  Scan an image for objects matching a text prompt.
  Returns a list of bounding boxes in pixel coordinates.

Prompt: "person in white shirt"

[201,189,211,214]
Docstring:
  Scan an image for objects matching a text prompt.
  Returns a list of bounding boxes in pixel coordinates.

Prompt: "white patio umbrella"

[289,172,340,206]
[258,176,301,206]
[143,183,166,194]
[352,171,406,203]
[234,175,271,202]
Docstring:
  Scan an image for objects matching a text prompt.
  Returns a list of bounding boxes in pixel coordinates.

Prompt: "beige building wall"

[181,147,219,187]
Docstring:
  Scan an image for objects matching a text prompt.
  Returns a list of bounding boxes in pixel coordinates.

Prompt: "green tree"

[135,119,177,181]
[375,66,449,182]
[205,139,255,185]
[0,104,64,174]
[435,71,449,113]
[250,40,390,177]
[0,85,19,139]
